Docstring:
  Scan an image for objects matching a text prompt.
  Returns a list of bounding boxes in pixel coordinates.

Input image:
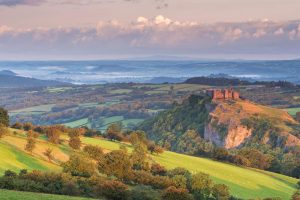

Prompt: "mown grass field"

[0,130,298,199]
[0,189,97,200]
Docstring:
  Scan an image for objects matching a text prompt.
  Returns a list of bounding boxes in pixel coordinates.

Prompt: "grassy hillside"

[0,189,97,200]
[0,129,298,199]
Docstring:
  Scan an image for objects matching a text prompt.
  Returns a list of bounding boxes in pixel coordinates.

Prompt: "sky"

[0,0,300,60]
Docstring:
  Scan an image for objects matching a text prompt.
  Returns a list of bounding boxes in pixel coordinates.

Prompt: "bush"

[162,186,192,200]
[212,184,230,200]
[0,124,9,138]
[151,163,167,176]
[83,145,104,160]
[95,180,129,200]
[130,185,161,200]
[191,172,213,199]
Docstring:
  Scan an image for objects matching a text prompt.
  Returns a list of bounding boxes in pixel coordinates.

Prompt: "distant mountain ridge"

[0,73,71,88]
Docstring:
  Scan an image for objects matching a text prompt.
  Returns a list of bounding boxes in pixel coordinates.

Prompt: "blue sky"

[0,0,300,60]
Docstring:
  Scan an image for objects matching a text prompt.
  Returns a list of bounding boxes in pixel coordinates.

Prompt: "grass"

[64,118,89,128]
[0,131,298,199]
[285,107,300,116]
[0,141,59,175]
[0,189,97,200]
[82,137,299,200]
[109,89,132,94]
[9,104,55,116]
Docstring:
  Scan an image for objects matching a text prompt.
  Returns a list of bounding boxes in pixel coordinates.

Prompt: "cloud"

[0,16,300,58]
[0,0,43,6]
[0,0,169,8]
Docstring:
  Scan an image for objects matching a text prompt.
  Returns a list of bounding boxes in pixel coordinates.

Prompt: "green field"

[285,107,300,116]
[0,132,298,199]
[9,104,55,116]
[64,118,89,128]
[0,189,97,200]
[0,142,60,175]
[83,137,299,200]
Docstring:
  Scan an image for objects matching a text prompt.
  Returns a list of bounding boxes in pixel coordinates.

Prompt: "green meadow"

[0,132,298,199]
[0,189,97,200]
[285,107,300,116]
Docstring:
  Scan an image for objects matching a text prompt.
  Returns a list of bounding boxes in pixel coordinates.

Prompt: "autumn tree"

[131,143,149,170]
[0,124,9,138]
[106,123,123,141]
[162,186,192,200]
[62,153,96,177]
[191,172,213,199]
[69,136,81,150]
[25,131,38,153]
[211,184,230,200]
[83,145,103,160]
[98,149,132,180]
[45,127,62,144]
[44,148,54,162]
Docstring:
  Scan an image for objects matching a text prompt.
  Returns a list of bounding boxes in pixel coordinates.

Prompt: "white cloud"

[1,17,300,57]
[274,28,284,36]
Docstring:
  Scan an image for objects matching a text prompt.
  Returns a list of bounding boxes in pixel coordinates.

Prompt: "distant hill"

[184,76,299,88]
[0,70,17,76]
[0,74,71,88]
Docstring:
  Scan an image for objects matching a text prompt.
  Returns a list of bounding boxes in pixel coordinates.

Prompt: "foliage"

[130,185,161,200]
[190,172,213,199]
[43,148,54,162]
[62,154,96,177]
[162,186,192,200]
[0,124,9,138]
[238,148,273,170]
[0,107,9,127]
[106,123,124,141]
[211,184,230,200]
[98,150,132,180]
[83,145,103,160]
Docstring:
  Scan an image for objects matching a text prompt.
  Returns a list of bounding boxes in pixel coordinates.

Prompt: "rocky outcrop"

[204,121,252,149]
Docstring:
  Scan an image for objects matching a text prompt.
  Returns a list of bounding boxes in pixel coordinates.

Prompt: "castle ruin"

[206,89,240,100]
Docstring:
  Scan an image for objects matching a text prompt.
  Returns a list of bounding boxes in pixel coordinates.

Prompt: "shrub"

[162,186,192,200]
[83,145,104,160]
[191,172,213,199]
[69,136,81,150]
[151,163,167,176]
[212,184,230,200]
[130,185,161,200]
[95,180,129,200]
[0,124,9,138]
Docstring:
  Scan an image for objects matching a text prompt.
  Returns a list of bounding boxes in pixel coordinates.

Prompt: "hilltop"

[0,74,71,89]
[140,92,300,150]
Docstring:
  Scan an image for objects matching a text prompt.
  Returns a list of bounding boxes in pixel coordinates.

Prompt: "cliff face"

[204,99,300,149]
[204,121,252,149]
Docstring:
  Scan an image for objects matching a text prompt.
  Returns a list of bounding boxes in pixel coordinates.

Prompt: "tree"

[106,123,123,141]
[238,148,273,169]
[0,107,9,127]
[25,130,38,153]
[25,137,36,153]
[191,172,213,199]
[98,150,132,180]
[147,142,164,154]
[211,184,230,200]
[162,186,192,200]
[172,175,187,189]
[151,163,167,176]
[83,145,103,160]
[213,147,229,161]
[131,143,149,170]
[45,127,62,144]
[23,122,33,131]
[130,185,160,200]
[11,122,23,129]
[0,124,9,138]
[69,136,81,150]
[62,153,96,177]
[44,148,54,162]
